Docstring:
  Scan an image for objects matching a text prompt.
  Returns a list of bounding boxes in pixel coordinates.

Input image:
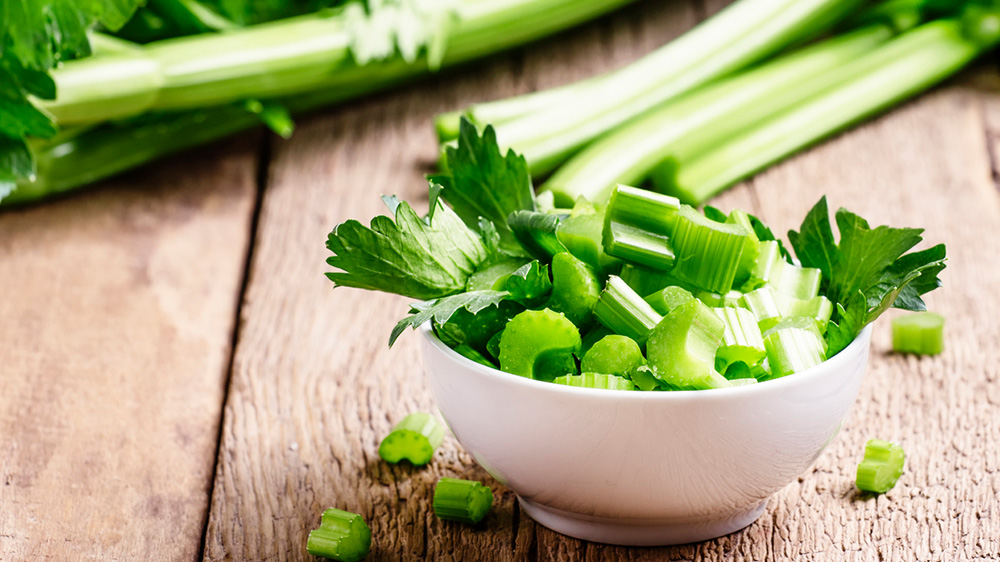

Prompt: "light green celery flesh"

[744,240,781,289]
[433,478,493,523]
[764,327,826,378]
[646,300,729,390]
[593,276,663,345]
[669,207,748,294]
[714,307,766,367]
[603,222,676,271]
[552,372,635,390]
[542,24,891,204]
[40,0,639,125]
[605,184,680,236]
[769,261,822,299]
[306,508,371,562]
[501,0,866,176]
[672,19,982,204]
[891,312,945,355]
[740,287,782,330]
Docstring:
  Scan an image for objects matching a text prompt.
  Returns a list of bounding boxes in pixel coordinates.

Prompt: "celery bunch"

[438,0,1000,206]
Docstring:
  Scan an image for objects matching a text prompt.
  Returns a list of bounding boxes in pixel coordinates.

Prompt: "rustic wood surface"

[2,0,1000,560]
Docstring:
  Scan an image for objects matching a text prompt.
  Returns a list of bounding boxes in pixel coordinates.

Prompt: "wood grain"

[0,138,259,561]
[201,0,1000,559]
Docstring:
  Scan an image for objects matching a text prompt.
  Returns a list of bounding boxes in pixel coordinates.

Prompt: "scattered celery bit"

[892,312,945,355]
[593,276,663,345]
[646,300,730,390]
[433,478,494,524]
[763,323,827,378]
[856,439,905,494]
[714,307,766,371]
[499,309,581,380]
[644,286,695,316]
[581,335,645,377]
[602,221,676,270]
[307,508,372,562]
[378,413,446,466]
[552,372,635,390]
[669,205,750,294]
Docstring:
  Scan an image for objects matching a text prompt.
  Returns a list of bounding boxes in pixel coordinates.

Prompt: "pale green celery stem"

[41,0,637,126]
[494,0,866,175]
[540,25,893,205]
[673,19,981,204]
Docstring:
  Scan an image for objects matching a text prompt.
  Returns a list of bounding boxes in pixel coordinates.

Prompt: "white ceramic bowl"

[421,324,873,546]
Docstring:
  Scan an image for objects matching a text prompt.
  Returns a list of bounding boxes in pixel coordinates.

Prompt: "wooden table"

[2,2,999,560]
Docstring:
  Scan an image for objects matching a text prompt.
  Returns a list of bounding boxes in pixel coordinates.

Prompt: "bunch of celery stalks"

[6,0,1000,207]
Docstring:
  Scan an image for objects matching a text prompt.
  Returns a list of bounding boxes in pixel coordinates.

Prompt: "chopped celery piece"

[644,286,695,315]
[728,377,759,386]
[580,326,612,356]
[466,258,531,292]
[775,293,834,333]
[620,264,678,297]
[602,221,676,270]
[454,345,498,368]
[763,324,827,378]
[433,478,494,524]
[714,307,766,371]
[499,309,581,381]
[727,209,761,285]
[696,290,724,307]
[434,300,524,356]
[669,205,750,294]
[509,211,568,261]
[762,316,826,350]
[378,413,446,466]
[593,276,663,345]
[486,331,502,360]
[556,208,621,274]
[547,252,601,327]
[856,439,905,494]
[646,299,730,390]
[504,261,552,308]
[740,287,783,332]
[604,184,680,236]
[629,365,660,391]
[581,335,645,377]
[892,312,945,355]
[552,372,635,390]
[722,360,755,380]
[770,261,822,300]
[723,290,744,307]
[307,508,372,562]
[744,240,782,290]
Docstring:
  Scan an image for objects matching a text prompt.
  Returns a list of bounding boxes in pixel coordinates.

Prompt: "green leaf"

[747,212,793,262]
[243,99,294,138]
[431,119,536,255]
[508,210,567,261]
[504,261,552,307]
[702,205,727,222]
[0,135,33,182]
[390,290,509,347]
[788,197,947,355]
[326,192,489,300]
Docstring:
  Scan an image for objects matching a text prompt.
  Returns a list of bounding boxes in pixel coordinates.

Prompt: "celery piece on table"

[433,478,494,524]
[891,312,945,355]
[307,508,372,562]
[856,439,905,494]
[378,412,446,466]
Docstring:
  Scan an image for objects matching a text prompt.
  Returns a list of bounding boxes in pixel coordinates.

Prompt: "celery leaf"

[389,290,509,347]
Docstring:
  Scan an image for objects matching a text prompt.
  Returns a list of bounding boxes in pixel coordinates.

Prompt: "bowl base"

[517,497,768,546]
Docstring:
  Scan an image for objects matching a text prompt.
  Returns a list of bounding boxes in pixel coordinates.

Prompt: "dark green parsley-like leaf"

[747,211,793,262]
[326,193,489,300]
[702,205,728,223]
[788,197,947,356]
[389,290,509,347]
[431,119,536,254]
[504,261,552,307]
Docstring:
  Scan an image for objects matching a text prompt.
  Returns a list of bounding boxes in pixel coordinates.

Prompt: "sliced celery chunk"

[744,240,782,290]
[499,309,581,380]
[604,184,681,236]
[547,252,601,327]
[770,260,822,300]
[714,307,766,371]
[581,335,645,377]
[556,208,621,274]
[644,286,695,315]
[307,508,372,562]
[740,287,783,332]
[763,324,827,378]
[856,439,905,494]
[378,412,446,466]
[646,299,730,390]
[669,205,750,294]
[593,276,663,345]
[620,264,679,296]
[552,372,635,390]
[466,257,531,291]
[727,209,761,285]
[602,221,676,270]
[891,312,944,355]
[433,478,494,524]
[580,326,612,356]
[629,365,660,391]
[774,292,834,333]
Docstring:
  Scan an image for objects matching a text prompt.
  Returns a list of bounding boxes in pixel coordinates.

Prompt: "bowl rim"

[420,323,873,402]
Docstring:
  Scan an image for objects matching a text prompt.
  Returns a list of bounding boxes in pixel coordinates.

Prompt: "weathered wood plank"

[200,2,699,561]
[0,139,259,561]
